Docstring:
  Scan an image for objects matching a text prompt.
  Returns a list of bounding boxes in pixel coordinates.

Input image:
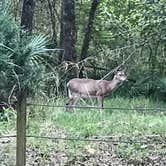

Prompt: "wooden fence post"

[16,90,27,166]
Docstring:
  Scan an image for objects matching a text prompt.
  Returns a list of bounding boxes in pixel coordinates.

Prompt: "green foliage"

[0,107,16,121]
[1,97,166,164]
[3,0,164,100]
[116,143,149,162]
[24,97,166,138]
[0,5,52,101]
[75,0,166,100]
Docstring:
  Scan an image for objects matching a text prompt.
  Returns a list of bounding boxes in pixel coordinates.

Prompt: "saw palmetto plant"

[0,8,52,103]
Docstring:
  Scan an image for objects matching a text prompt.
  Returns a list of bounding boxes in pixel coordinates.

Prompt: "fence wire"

[27,103,166,112]
[1,103,166,166]
[0,103,166,155]
[0,135,166,145]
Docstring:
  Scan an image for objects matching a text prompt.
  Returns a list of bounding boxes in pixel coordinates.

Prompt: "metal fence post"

[16,90,27,166]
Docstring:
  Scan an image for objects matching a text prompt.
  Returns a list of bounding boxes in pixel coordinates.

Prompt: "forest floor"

[0,97,166,165]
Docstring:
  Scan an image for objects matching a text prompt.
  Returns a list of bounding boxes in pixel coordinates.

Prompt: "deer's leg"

[66,98,74,112]
[73,97,80,107]
[66,94,80,112]
[97,96,104,111]
[66,88,74,111]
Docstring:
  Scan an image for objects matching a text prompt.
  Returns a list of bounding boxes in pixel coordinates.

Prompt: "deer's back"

[67,78,111,96]
[67,78,100,95]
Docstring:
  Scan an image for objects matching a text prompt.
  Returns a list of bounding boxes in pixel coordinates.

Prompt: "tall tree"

[79,0,100,77]
[21,0,35,34]
[59,0,76,62]
[80,0,100,61]
[47,0,57,46]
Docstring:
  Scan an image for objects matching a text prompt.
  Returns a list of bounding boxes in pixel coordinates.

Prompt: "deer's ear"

[119,68,126,72]
[117,66,125,71]
[117,68,121,71]
[113,70,118,75]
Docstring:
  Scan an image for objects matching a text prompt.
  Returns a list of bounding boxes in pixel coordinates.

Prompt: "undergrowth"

[0,97,166,165]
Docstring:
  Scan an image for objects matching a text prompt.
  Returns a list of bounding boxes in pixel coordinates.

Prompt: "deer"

[66,70,128,111]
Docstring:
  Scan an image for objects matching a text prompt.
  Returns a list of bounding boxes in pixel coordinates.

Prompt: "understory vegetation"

[0,0,166,165]
[0,97,166,165]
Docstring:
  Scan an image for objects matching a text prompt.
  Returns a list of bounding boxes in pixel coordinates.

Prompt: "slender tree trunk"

[79,0,100,77]
[80,0,100,61]
[21,0,35,34]
[47,0,57,46]
[59,0,76,62]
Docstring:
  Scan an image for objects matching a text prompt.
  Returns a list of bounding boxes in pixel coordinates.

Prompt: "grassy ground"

[0,97,166,165]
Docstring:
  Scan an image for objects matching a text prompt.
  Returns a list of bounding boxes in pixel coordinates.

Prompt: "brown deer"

[66,70,127,111]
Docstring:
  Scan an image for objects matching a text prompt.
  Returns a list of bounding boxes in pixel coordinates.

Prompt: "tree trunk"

[79,0,100,77]
[47,0,57,46]
[59,0,76,62]
[80,0,100,61]
[21,0,35,34]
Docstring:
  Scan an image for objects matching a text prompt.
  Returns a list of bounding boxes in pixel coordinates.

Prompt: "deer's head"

[114,70,128,82]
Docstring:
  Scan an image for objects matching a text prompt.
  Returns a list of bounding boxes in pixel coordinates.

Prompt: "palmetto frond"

[27,34,49,56]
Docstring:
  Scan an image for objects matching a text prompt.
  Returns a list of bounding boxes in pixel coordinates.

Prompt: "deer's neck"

[108,79,121,91]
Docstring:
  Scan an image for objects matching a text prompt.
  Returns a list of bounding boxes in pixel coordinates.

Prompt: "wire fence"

[27,103,166,113]
[1,103,166,144]
[0,103,166,165]
[0,134,166,145]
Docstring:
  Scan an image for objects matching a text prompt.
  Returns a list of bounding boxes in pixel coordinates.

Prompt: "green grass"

[0,97,166,165]
[26,97,166,138]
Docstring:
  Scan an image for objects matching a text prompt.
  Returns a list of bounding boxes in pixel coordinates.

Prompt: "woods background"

[0,0,166,104]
